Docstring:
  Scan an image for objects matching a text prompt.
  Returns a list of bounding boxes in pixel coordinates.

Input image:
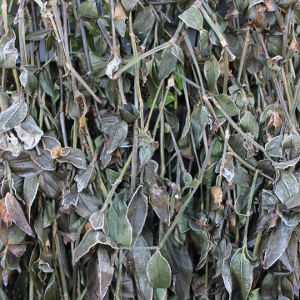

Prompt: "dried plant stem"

[131,80,139,195]
[145,79,164,130]
[158,139,215,250]
[76,0,93,77]
[223,49,229,94]
[237,30,251,83]
[116,42,172,77]
[184,34,205,95]
[1,0,21,93]
[152,86,171,137]
[55,234,70,300]
[110,0,118,58]
[253,230,262,256]
[129,11,144,128]
[114,249,123,299]
[97,20,113,50]
[160,105,166,176]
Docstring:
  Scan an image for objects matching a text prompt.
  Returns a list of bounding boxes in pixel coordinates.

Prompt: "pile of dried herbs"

[1,0,300,298]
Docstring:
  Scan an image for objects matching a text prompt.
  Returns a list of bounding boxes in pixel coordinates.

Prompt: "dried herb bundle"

[0,0,300,299]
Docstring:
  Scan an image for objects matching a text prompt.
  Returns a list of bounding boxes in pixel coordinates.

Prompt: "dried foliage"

[0,0,300,299]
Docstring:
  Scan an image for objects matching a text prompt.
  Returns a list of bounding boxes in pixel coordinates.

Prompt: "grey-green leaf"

[265,136,283,158]
[127,186,148,245]
[214,94,238,117]
[263,218,294,269]
[23,176,39,222]
[131,236,153,299]
[158,46,178,80]
[240,111,259,140]
[25,29,48,41]
[275,171,299,204]
[77,0,98,18]
[146,251,171,288]
[230,247,253,300]
[39,68,55,98]
[0,101,28,134]
[108,120,128,154]
[108,197,132,246]
[179,5,203,31]
[133,6,156,36]
[122,0,138,11]
[204,55,220,94]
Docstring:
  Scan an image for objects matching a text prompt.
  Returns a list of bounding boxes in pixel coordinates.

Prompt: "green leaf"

[39,68,55,98]
[127,186,148,245]
[275,171,299,204]
[131,236,153,299]
[158,47,178,80]
[246,44,263,74]
[240,111,259,140]
[214,94,238,117]
[179,5,203,31]
[25,29,48,41]
[230,248,253,300]
[204,55,220,94]
[44,273,59,300]
[146,251,171,288]
[249,288,262,300]
[133,6,156,36]
[265,136,283,158]
[108,196,132,246]
[190,229,211,269]
[77,52,108,75]
[77,0,98,18]
[107,120,128,154]
[191,104,209,147]
[146,92,174,109]
[23,175,39,222]
[261,189,278,211]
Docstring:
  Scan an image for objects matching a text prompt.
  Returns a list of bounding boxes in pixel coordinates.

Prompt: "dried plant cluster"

[0,0,300,299]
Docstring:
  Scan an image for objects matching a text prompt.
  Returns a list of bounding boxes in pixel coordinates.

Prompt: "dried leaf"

[5,193,35,237]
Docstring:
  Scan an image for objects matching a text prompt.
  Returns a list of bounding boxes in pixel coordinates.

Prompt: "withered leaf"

[15,115,43,150]
[73,230,117,264]
[5,193,35,237]
[0,29,18,69]
[87,245,114,300]
[144,160,170,225]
